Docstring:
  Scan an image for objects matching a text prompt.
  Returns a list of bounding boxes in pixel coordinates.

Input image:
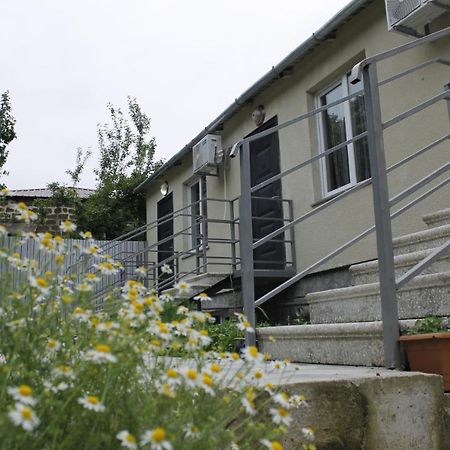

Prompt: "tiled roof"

[7,188,95,199]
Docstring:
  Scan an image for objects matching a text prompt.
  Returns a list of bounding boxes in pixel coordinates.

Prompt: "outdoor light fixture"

[252,105,265,126]
[160,181,169,196]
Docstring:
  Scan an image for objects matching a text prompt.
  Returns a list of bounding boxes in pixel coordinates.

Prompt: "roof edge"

[134,0,373,193]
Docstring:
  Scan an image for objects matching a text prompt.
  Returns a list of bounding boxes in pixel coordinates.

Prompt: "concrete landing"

[262,363,446,450]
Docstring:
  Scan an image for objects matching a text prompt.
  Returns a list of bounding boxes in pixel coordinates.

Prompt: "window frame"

[186,176,208,251]
[316,72,366,198]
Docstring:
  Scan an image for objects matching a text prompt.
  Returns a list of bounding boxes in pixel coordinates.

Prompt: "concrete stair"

[257,207,450,367]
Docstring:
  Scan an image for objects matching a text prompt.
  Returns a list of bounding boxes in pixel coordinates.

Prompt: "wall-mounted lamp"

[252,105,266,127]
[160,181,169,196]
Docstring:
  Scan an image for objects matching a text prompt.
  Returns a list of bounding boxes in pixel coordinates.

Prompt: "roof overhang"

[134,0,375,194]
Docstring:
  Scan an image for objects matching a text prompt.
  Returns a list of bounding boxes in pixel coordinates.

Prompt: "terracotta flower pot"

[399,332,450,391]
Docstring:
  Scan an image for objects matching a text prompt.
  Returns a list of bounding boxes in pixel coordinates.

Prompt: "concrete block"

[350,249,450,285]
[307,272,450,324]
[393,224,450,255]
[423,207,450,229]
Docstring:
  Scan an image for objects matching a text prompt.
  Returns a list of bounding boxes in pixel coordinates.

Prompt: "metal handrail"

[236,26,450,370]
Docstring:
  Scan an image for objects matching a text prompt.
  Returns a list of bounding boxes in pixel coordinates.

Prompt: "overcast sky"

[1,0,351,190]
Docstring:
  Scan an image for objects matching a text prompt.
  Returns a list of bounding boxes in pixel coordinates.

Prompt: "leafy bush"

[0,197,316,450]
[408,315,450,334]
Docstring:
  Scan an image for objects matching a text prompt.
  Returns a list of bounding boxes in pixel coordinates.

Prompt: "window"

[188,176,207,250]
[317,73,370,196]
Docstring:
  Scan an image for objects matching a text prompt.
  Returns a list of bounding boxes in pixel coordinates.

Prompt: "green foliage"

[74,97,163,239]
[66,148,92,187]
[409,315,450,334]
[0,91,16,184]
[206,320,244,353]
[0,211,314,450]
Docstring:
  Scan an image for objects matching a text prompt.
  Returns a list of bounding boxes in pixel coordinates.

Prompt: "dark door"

[249,116,285,270]
[157,193,174,277]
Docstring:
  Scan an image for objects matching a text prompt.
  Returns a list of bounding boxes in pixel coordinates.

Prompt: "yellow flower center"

[19,385,32,396]
[95,344,111,353]
[74,307,84,314]
[17,202,27,210]
[248,346,258,357]
[20,407,33,420]
[55,254,65,264]
[151,427,166,442]
[186,369,197,380]
[210,363,221,373]
[231,352,240,360]
[48,340,57,348]
[87,395,99,404]
[243,320,251,328]
[126,434,136,443]
[270,442,283,450]
[203,374,213,386]
[254,370,263,379]
[36,277,49,288]
[278,407,288,417]
[166,368,178,378]
[151,340,161,347]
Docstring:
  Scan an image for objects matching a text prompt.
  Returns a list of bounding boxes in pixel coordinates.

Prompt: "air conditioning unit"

[192,134,223,175]
[385,0,450,36]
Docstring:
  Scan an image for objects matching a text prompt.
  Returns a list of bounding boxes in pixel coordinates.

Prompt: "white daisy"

[161,264,172,274]
[174,281,191,296]
[7,385,37,406]
[29,276,50,295]
[140,427,172,450]
[193,292,212,302]
[270,407,292,426]
[77,395,105,412]
[117,430,138,449]
[59,220,76,233]
[302,427,315,441]
[260,439,284,450]
[84,344,118,364]
[46,339,61,353]
[241,346,264,362]
[183,423,200,439]
[8,403,40,431]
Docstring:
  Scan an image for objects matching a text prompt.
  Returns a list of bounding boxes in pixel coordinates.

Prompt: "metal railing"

[235,26,450,369]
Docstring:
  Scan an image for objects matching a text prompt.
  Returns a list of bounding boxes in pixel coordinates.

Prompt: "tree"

[0,91,16,184]
[76,97,163,239]
[66,147,92,187]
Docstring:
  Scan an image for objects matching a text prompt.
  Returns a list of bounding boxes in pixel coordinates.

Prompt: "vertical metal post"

[229,200,237,271]
[287,199,297,271]
[363,62,403,369]
[445,83,450,121]
[239,141,256,347]
[201,214,207,273]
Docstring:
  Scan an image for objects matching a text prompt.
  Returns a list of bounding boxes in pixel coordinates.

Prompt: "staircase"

[257,207,450,366]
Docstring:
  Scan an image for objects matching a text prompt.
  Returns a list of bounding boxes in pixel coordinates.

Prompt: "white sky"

[1,0,351,189]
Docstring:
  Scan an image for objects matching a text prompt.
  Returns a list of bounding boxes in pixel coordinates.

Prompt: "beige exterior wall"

[146,0,450,278]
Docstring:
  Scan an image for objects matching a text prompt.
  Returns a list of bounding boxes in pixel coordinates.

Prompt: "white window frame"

[186,176,207,251]
[316,73,365,198]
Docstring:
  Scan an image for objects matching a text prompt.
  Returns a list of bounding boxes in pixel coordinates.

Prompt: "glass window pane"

[321,83,350,191]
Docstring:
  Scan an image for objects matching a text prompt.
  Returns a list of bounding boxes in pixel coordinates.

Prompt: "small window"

[188,176,207,250]
[317,73,370,196]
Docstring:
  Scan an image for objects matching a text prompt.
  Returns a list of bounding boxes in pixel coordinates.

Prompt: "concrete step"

[423,208,450,229]
[257,320,416,366]
[307,271,450,324]
[393,224,450,255]
[201,288,242,311]
[350,248,450,285]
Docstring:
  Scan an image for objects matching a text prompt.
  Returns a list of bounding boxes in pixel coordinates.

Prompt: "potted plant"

[400,316,450,391]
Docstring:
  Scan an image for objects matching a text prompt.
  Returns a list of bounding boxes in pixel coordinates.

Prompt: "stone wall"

[0,201,76,235]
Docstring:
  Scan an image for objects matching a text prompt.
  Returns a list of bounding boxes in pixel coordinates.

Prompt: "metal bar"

[255,176,450,307]
[379,57,450,87]
[351,27,450,83]
[363,62,401,369]
[236,89,364,148]
[396,239,450,290]
[389,162,450,207]
[239,141,256,347]
[446,83,450,121]
[251,131,368,193]
[288,199,297,271]
[253,134,449,250]
[383,90,449,130]
[230,200,237,271]
[253,178,371,250]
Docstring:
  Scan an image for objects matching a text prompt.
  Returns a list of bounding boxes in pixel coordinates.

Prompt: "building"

[135,0,450,326]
